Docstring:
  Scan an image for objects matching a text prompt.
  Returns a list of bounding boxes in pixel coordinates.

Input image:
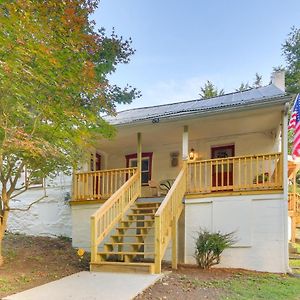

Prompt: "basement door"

[211,145,234,189]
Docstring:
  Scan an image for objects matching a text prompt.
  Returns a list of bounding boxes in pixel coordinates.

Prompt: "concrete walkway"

[3,271,162,300]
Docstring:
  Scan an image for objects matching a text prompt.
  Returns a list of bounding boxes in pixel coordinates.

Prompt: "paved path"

[3,271,162,300]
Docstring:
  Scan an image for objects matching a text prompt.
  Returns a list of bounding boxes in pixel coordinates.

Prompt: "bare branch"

[8,195,48,212]
[10,186,28,200]
[8,188,47,212]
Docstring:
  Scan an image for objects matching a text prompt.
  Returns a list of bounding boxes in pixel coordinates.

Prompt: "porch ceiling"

[96,105,283,153]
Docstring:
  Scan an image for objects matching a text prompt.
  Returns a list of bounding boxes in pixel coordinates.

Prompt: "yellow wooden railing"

[90,171,140,263]
[73,167,136,201]
[187,153,282,194]
[154,164,187,273]
[288,192,300,213]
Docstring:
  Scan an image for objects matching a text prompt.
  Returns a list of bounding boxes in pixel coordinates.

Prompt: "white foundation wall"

[71,203,101,250]
[184,193,288,273]
[8,184,72,238]
[5,168,74,237]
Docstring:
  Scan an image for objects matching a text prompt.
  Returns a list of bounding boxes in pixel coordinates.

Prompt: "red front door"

[211,145,234,189]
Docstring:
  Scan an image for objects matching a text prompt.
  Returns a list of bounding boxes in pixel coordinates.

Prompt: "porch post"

[182,125,189,161]
[137,132,142,195]
[281,110,289,271]
[291,171,296,243]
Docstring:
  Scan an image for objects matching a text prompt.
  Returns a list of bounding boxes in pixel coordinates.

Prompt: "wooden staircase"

[90,201,161,273]
[90,165,187,274]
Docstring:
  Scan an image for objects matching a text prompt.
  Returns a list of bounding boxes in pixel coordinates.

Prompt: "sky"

[93,0,300,110]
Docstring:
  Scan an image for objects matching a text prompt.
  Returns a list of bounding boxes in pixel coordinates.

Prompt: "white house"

[9,71,296,274]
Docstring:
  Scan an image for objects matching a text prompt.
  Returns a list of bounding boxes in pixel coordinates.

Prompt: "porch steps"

[90,261,155,274]
[90,199,161,274]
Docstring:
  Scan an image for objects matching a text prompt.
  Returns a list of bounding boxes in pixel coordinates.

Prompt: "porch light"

[189,148,195,160]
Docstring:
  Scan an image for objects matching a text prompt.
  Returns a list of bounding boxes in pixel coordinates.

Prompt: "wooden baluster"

[221,159,224,188]
[238,158,241,189]
[97,172,101,199]
[210,160,213,192]
[250,156,253,190]
[274,155,278,187]
[262,155,265,187]
[268,155,271,188]
[227,159,230,189]
[110,172,113,197]
[244,157,247,189]
[216,160,218,190]
[83,174,88,200]
[199,162,202,192]
[256,156,259,188]
[194,162,197,192]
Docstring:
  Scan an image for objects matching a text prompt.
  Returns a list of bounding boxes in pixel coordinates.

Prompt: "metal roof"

[106,84,291,125]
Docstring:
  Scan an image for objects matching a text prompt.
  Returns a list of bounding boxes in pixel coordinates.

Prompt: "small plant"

[253,172,269,184]
[194,229,236,269]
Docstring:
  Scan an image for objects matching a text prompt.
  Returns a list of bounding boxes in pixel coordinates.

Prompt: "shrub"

[194,229,236,269]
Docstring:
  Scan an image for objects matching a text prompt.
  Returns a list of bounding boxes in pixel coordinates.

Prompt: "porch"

[72,152,283,202]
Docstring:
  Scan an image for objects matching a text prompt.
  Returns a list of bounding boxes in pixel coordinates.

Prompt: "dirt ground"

[1,234,299,300]
[0,233,89,299]
[134,265,300,300]
[134,265,245,300]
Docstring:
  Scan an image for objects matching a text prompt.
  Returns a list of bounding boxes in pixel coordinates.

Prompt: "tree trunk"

[0,209,9,266]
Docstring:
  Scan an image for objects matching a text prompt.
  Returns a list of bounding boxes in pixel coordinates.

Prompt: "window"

[126,152,153,185]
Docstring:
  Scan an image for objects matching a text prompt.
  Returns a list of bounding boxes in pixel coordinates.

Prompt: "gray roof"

[106,84,291,125]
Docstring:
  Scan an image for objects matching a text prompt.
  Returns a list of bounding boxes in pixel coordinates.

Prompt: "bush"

[194,229,236,269]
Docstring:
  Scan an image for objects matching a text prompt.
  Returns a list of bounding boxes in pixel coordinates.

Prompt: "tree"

[199,80,224,99]
[236,82,250,92]
[282,26,300,94]
[253,73,263,88]
[0,0,139,265]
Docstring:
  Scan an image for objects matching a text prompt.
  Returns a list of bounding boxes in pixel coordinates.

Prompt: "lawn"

[0,233,89,299]
[1,233,300,300]
[135,267,300,300]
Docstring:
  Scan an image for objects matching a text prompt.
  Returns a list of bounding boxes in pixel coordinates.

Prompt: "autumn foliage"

[0,0,139,264]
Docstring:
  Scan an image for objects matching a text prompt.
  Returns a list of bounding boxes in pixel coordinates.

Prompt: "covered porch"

[72,105,285,202]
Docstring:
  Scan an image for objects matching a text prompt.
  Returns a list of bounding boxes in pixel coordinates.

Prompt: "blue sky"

[93,0,300,110]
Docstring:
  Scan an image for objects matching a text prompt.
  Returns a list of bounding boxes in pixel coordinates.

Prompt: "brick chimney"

[271,70,285,92]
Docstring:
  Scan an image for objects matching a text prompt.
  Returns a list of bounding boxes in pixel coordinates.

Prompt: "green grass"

[186,273,300,300]
[0,278,14,293]
[292,243,300,253]
[290,259,300,267]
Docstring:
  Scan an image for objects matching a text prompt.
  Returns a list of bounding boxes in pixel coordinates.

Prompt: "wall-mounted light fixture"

[189,148,195,160]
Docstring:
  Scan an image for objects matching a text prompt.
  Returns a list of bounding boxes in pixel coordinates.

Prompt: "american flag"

[288,94,300,158]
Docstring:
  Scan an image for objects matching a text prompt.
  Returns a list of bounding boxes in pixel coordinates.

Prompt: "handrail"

[154,164,187,273]
[187,152,282,164]
[73,167,137,201]
[187,153,282,194]
[75,167,136,175]
[90,171,140,263]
